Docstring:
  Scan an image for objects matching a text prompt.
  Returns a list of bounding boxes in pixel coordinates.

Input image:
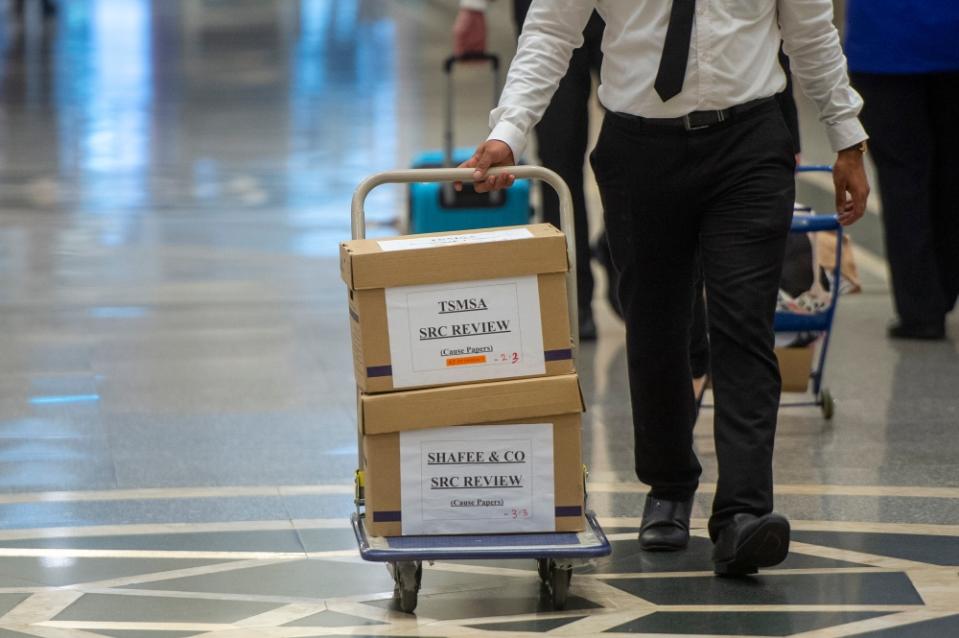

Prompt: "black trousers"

[589,101,796,539]
[513,1,605,312]
[852,72,959,327]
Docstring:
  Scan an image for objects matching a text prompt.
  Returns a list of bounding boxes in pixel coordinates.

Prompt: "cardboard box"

[776,345,815,393]
[342,224,574,393]
[360,374,585,537]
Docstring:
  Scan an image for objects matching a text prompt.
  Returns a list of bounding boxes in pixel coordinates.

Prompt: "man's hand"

[454,140,516,193]
[833,145,870,226]
[453,9,487,56]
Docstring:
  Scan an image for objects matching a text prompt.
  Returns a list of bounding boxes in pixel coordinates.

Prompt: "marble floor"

[0,1,956,637]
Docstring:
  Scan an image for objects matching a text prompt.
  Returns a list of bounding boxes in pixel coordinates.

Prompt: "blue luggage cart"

[775,165,846,419]
[407,53,532,234]
[350,166,611,613]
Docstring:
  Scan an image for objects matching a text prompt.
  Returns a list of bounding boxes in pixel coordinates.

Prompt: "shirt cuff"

[826,118,869,153]
[488,120,527,163]
[460,0,489,11]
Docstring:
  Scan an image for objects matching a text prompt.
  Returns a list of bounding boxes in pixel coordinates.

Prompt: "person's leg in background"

[696,104,795,573]
[853,72,947,339]
[513,2,606,338]
[11,0,55,19]
[533,37,597,338]
[590,114,703,550]
[930,72,959,319]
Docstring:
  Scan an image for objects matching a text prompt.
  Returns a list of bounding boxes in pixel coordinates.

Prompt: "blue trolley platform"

[351,511,610,563]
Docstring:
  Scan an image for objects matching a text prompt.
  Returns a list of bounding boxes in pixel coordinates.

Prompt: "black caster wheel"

[390,561,422,613]
[820,388,834,420]
[549,563,572,609]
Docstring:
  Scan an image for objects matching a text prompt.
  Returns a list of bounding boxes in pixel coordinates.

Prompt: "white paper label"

[377,228,534,252]
[384,276,545,388]
[400,423,555,535]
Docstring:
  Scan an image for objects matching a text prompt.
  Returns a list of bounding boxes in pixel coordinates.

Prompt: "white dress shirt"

[488,0,867,159]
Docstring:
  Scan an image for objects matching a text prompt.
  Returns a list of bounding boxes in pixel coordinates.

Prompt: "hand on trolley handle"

[453,139,516,193]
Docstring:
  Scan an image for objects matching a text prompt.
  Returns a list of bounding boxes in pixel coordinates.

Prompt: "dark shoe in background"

[887,319,946,341]
[638,496,693,551]
[579,307,597,342]
[712,512,790,577]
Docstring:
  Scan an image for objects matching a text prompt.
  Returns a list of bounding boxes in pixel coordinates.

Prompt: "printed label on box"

[400,423,555,534]
[384,276,545,388]
[377,228,533,252]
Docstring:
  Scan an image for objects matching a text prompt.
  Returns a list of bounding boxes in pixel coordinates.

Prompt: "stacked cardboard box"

[340,224,585,537]
[776,345,816,392]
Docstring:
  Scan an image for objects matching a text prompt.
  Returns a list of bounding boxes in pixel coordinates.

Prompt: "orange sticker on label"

[446,355,487,367]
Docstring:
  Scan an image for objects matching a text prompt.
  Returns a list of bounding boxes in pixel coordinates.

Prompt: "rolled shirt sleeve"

[487,0,595,159]
[778,0,868,151]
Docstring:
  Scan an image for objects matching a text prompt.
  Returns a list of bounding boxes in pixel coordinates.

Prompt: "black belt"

[614,96,775,131]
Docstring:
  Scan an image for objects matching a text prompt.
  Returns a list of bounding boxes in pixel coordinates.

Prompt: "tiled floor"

[0,1,956,636]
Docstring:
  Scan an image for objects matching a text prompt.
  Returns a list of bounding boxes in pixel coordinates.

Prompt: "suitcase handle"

[443,53,501,170]
[351,166,580,349]
[444,52,500,73]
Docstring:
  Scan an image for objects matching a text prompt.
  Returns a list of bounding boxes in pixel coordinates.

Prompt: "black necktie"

[654,0,696,102]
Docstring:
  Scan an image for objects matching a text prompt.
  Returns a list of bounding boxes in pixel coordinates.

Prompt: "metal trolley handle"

[350,166,580,350]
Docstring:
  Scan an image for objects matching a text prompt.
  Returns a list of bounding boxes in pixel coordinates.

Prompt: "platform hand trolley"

[349,166,612,613]
[776,165,847,420]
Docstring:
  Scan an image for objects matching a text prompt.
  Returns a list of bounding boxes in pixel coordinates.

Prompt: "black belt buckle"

[683,109,727,131]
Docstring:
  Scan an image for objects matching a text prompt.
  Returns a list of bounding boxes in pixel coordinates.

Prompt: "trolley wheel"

[390,561,422,613]
[820,388,834,420]
[548,563,572,610]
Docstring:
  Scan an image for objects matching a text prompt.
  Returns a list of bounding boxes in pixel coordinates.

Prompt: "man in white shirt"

[458,0,869,576]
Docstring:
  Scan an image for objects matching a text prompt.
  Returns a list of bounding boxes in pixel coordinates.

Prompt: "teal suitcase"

[408,54,531,234]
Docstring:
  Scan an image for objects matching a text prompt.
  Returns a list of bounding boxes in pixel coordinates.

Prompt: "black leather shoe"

[579,310,597,342]
[638,496,693,551]
[712,512,790,577]
[888,320,945,341]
